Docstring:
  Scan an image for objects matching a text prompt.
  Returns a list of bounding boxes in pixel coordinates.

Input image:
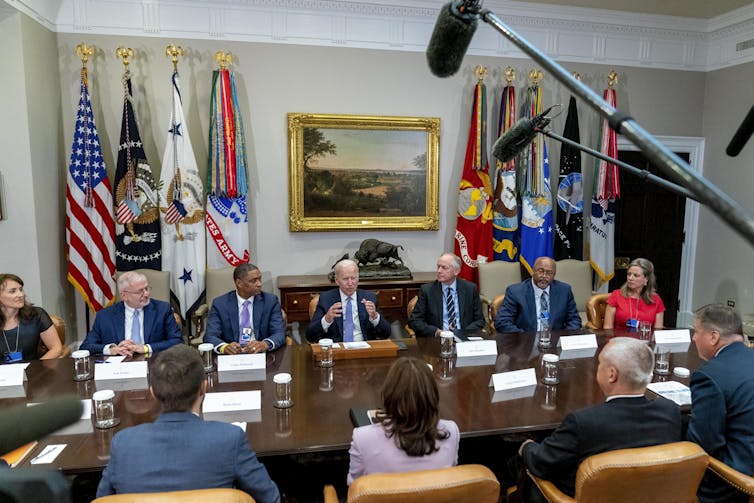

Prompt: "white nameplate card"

[559,347,598,360]
[95,361,148,380]
[0,364,27,387]
[654,329,691,344]
[558,334,598,350]
[217,354,266,372]
[203,391,261,412]
[343,341,370,349]
[456,340,498,358]
[488,368,537,391]
[30,444,66,465]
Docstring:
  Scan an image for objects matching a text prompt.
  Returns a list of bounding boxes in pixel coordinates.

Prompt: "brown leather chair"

[528,441,708,503]
[308,293,320,320]
[324,464,500,503]
[38,314,71,358]
[92,488,254,503]
[405,295,419,337]
[190,267,236,346]
[585,293,611,330]
[488,293,505,331]
[707,456,754,502]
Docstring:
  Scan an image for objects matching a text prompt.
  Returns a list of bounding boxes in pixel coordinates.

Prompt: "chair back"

[346,464,499,503]
[206,267,236,307]
[574,441,708,502]
[309,294,320,320]
[478,262,521,303]
[93,488,254,503]
[37,314,71,358]
[488,294,505,330]
[555,259,592,325]
[405,295,419,337]
[115,269,171,304]
[586,293,611,329]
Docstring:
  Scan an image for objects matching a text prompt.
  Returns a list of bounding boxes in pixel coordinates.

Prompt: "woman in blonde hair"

[603,258,665,330]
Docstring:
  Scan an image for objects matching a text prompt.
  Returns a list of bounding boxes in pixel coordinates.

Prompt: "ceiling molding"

[7,0,754,71]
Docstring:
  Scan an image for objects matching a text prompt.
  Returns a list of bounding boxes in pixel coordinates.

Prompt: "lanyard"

[2,326,20,354]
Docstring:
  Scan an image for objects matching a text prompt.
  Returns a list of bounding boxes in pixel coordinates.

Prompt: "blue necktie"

[344,297,354,342]
[131,309,142,345]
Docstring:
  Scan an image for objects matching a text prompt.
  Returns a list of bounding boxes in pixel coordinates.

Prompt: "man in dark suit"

[203,263,286,354]
[408,253,485,337]
[79,271,182,356]
[306,259,390,343]
[519,337,682,502]
[494,256,581,333]
[96,344,280,502]
[688,304,754,503]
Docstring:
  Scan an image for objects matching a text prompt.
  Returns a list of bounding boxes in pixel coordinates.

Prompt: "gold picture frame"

[288,113,440,232]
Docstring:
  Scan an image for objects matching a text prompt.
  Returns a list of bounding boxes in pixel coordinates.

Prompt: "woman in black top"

[0,273,62,361]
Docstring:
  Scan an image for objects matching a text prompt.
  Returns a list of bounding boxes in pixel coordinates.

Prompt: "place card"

[491,385,537,403]
[203,391,262,423]
[456,340,498,358]
[559,347,598,360]
[657,341,691,353]
[30,444,66,465]
[0,364,26,387]
[558,334,598,351]
[95,361,148,380]
[343,341,371,349]
[488,368,537,391]
[217,354,266,372]
[654,329,691,344]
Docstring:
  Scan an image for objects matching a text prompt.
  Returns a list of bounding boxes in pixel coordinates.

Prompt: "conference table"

[7,329,702,475]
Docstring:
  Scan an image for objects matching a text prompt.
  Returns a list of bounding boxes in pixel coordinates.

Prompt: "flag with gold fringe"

[454,77,493,284]
[492,81,519,262]
[554,96,584,260]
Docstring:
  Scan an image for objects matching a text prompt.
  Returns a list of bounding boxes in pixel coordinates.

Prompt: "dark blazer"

[494,279,581,333]
[522,396,681,500]
[408,279,485,337]
[306,288,390,343]
[688,341,754,503]
[204,291,286,350]
[96,412,280,503]
[79,299,182,354]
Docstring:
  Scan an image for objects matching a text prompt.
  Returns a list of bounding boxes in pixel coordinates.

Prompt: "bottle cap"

[673,367,690,378]
[543,354,559,362]
[274,373,292,384]
[93,390,115,401]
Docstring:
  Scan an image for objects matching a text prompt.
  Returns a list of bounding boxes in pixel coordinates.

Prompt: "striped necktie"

[446,288,457,330]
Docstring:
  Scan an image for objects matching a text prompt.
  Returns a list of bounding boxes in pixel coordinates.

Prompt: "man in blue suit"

[494,256,581,333]
[688,304,754,503]
[306,259,390,343]
[96,344,280,502]
[79,271,182,356]
[204,263,286,354]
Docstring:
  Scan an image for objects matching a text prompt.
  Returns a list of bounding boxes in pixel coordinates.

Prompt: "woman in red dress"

[603,258,665,330]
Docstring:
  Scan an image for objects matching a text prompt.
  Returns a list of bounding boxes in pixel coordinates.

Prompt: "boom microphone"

[426,1,481,77]
[0,395,83,455]
[492,107,555,163]
[726,105,754,157]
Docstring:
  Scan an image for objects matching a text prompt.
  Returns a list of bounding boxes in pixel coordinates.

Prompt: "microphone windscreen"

[0,395,83,455]
[492,118,538,163]
[726,105,754,157]
[426,2,477,78]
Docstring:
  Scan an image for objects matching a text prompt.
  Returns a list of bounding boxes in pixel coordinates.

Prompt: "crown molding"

[7,0,754,71]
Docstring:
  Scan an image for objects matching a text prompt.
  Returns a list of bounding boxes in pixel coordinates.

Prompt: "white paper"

[488,368,537,391]
[95,361,148,380]
[647,381,692,406]
[203,391,261,413]
[343,341,370,349]
[0,364,26,387]
[30,444,66,464]
[558,334,598,350]
[217,353,266,372]
[467,336,484,341]
[654,329,691,344]
[456,340,498,358]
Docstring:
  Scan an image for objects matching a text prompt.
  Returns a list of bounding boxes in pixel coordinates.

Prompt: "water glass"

[438,356,456,380]
[537,325,551,348]
[72,350,91,381]
[92,389,119,429]
[319,366,334,392]
[319,338,334,367]
[541,354,560,385]
[541,384,557,410]
[198,343,214,372]
[273,373,293,408]
[639,321,652,342]
[440,331,455,357]
[654,346,671,375]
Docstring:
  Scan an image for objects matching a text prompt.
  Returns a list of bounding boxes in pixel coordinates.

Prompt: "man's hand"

[324,302,343,324]
[112,340,140,356]
[243,341,269,354]
[223,342,244,355]
[362,299,378,320]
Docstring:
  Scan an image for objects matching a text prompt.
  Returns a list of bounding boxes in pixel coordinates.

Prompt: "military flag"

[205,66,250,269]
[554,96,584,259]
[66,66,116,312]
[113,70,161,271]
[492,81,519,262]
[160,70,206,319]
[589,87,620,291]
[454,78,493,284]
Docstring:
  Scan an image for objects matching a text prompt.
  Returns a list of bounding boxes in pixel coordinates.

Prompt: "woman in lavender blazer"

[347,357,460,485]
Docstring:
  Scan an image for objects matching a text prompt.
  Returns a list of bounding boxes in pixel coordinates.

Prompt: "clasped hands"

[223,341,268,354]
[109,339,145,357]
[324,299,378,324]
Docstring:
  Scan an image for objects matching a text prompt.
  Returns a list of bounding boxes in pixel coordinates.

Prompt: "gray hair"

[695,304,742,339]
[601,337,654,388]
[334,259,359,276]
[440,253,462,272]
[117,271,148,293]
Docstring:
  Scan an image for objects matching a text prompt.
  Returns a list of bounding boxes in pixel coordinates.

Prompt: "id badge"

[240,327,252,346]
[626,318,639,329]
[5,351,22,362]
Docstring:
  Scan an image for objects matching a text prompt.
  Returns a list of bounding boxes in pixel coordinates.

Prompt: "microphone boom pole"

[479,9,754,247]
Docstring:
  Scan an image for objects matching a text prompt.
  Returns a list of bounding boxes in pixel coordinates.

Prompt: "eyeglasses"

[534,268,555,277]
[123,286,151,295]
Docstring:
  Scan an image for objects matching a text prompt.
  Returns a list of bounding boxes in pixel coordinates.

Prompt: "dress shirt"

[104,304,151,355]
[320,290,381,342]
[441,281,461,330]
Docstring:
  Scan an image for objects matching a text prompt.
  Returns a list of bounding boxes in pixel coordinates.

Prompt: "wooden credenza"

[277,272,436,325]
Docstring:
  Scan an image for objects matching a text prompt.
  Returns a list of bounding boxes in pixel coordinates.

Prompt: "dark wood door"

[607,151,688,327]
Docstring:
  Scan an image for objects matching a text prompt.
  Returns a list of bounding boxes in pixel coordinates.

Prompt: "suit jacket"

[408,279,485,337]
[96,412,280,503]
[306,288,390,343]
[688,341,754,503]
[522,396,681,500]
[204,291,286,350]
[79,299,182,354]
[494,279,581,333]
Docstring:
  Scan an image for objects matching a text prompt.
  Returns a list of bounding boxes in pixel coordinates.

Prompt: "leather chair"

[38,314,71,358]
[707,456,754,502]
[405,295,419,337]
[528,441,708,503]
[478,261,521,326]
[488,293,505,331]
[92,488,254,503]
[323,464,500,503]
[555,259,592,326]
[308,293,320,320]
[585,293,611,330]
[190,267,235,345]
[116,269,183,330]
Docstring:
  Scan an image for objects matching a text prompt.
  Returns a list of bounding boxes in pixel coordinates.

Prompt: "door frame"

[617,136,705,328]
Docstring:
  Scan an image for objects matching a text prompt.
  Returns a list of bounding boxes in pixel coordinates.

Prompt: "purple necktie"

[239,300,251,342]
[344,297,354,342]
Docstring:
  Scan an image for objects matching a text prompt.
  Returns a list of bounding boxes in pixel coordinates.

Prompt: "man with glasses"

[494,256,581,333]
[80,271,182,356]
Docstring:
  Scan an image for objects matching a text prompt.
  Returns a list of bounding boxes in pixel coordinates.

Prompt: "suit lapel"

[355,291,367,332]
[253,295,263,334]
[142,302,155,343]
[228,293,240,341]
[455,280,464,327]
[115,303,126,342]
[525,280,537,327]
[333,291,344,337]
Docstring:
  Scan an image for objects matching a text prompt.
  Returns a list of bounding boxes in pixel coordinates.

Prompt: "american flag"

[65,68,116,312]
[116,197,140,224]
[164,199,187,224]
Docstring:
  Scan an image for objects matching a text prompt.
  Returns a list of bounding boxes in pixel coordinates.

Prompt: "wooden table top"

[10,329,702,474]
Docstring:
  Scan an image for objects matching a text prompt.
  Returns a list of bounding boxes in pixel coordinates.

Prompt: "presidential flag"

[454,80,493,284]
[160,70,206,319]
[66,67,116,312]
[554,96,584,260]
[114,70,161,271]
[519,85,553,274]
[589,88,620,291]
[492,83,519,262]
[206,68,249,269]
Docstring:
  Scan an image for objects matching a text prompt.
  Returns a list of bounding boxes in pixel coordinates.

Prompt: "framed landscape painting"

[287,113,440,231]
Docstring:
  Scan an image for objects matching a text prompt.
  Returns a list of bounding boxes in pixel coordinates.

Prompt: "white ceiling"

[514,0,754,19]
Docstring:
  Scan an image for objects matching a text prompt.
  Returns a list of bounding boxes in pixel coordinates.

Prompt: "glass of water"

[639,321,652,342]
